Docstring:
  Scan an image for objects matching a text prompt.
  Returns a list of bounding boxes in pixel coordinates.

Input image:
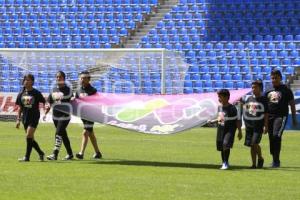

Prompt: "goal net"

[0,48,189,121]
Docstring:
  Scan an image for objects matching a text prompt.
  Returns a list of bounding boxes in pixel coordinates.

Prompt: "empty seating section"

[0,0,300,94]
[138,0,300,92]
[0,0,160,93]
[206,1,300,41]
[0,0,158,48]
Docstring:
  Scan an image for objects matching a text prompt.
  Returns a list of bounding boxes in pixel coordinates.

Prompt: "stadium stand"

[0,0,299,94]
[138,0,300,92]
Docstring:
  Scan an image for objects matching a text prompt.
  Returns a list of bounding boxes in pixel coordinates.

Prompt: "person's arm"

[236,119,242,140]
[263,113,269,134]
[43,94,52,121]
[207,106,220,124]
[287,88,297,126]
[207,118,218,124]
[16,106,22,129]
[233,106,242,140]
[15,93,22,129]
[263,98,269,134]
[289,99,297,126]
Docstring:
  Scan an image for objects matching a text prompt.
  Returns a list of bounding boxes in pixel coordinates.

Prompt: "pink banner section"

[70,89,251,134]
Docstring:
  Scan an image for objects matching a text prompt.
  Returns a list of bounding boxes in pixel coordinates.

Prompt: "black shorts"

[82,119,94,132]
[23,120,39,130]
[244,126,263,147]
[216,131,235,151]
[22,114,40,130]
[268,116,288,138]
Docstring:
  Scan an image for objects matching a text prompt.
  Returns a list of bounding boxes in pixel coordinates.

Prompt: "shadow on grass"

[26,159,300,171]
[78,159,256,170]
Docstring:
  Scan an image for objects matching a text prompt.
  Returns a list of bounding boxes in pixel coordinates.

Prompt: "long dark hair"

[22,74,35,85]
[21,73,35,92]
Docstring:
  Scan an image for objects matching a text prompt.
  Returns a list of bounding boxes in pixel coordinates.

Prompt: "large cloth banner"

[67,89,251,134]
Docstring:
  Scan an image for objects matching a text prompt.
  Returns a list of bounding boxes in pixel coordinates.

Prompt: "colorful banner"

[66,89,251,134]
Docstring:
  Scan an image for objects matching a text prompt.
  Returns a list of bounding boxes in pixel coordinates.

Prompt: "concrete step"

[126,44,138,48]
[293,80,300,84]
[124,0,175,48]
[160,5,174,9]
[126,40,140,44]
[132,33,148,37]
[150,16,166,20]
[291,84,300,87]
[142,24,158,28]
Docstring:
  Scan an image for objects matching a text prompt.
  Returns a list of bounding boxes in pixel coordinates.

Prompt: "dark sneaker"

[75,153,84,160]
[18,157,29,162]
[93,152,102,159]
[249,165,256,169]
[47,154,57,161]
[257,158,264,169]
[62,154,74,160]
[39,152,45,162]
[271,161,280,168]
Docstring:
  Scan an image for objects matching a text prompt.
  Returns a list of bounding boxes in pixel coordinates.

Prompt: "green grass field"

[0,122,299,200]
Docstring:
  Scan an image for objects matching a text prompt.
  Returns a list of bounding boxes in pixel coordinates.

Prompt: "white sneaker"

[220,162,229,170]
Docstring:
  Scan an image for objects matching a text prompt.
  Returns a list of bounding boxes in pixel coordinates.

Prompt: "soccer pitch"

[0,122,299,200]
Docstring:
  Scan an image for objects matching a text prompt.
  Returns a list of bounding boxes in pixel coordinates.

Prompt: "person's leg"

[20,126,36,161]
[220,133,233,169]
[60,120,73,157]
[252,130,264,168]
[256,144,262,160]
[32,140,44,156]
[89,132,102,158]
[223,148,230,165]
[88,132,100,153]
[272,117,287,167]
[268,118,275,162]
[221,150,224,163]
[250,145,256,168]
[47,120,62,160]
[256,144,264,168]
[79,130,89,155]
[245,127,255,167]
[217,140,224,166]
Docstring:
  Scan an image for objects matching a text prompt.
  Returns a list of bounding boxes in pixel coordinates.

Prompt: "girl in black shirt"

[15,74,46,162]
[44,71,74,160]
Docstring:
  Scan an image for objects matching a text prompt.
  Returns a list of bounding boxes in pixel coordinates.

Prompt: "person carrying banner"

[241,80,268,169]
[44,71,74,161]
[75,71,102,160]
[210,89,242,170]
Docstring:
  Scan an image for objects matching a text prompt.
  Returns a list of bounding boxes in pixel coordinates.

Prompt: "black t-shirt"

[16,88,46,123]
[217,104,237,137]
[265,84,294,118]
[242,95,268,129]
[48,85,72,118]
[75,84,97,98]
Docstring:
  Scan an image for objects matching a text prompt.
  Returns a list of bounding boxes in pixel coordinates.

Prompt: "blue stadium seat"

[224,81,234,89]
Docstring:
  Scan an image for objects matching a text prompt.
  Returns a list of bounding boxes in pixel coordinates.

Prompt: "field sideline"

[0,122,299,200]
